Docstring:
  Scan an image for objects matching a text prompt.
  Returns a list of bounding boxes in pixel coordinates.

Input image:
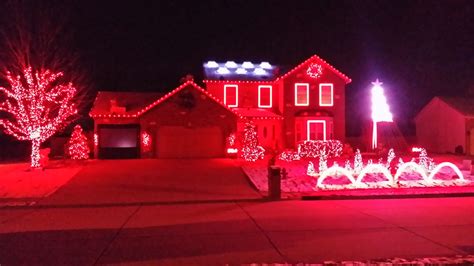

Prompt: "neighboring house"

[90,55,351,158]
[415,96,474,155]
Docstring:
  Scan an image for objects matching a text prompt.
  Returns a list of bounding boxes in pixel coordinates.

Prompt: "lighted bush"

[297,140,343,159]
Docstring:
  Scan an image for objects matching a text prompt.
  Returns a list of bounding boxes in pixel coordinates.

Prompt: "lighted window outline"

[258,85,272,108]
[294,83,309,106]
[307,120,327,141]
[319,83,334,106]
[224,84,238,107]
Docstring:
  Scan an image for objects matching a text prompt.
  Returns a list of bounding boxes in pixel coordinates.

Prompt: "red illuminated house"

[90,55,351,158]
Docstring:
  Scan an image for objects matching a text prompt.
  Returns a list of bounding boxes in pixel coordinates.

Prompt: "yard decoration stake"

[0,67,77,168]
[370,79,393,149]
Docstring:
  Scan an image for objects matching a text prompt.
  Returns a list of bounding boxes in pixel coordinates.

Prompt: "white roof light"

[236,68,247,74]
[254,68,267,75]
[206,61,219,68]
[260,62,272,69]
[242,61,254,69]
[225,61,238,68]
[216,67,230,74]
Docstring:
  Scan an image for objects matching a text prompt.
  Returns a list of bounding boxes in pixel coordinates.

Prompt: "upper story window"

[319,83,334,106]
[294,83,309,106]
[258,85,272,108]
[224,84,238,107]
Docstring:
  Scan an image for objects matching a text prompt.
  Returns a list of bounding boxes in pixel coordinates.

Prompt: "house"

[204,55,351,150]
[415,96,474,155]
[90,55,351,158]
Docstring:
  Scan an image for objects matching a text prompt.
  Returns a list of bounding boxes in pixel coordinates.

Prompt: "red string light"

[67,125,90,160]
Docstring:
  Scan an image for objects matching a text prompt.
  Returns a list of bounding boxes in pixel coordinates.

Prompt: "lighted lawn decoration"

[371,79,393,149]
[0,68,77,168]
[67,125,89,160]
[241,121,265,162]
[226,133,238,155]
[312,148,467,190]
[141,131,152,153]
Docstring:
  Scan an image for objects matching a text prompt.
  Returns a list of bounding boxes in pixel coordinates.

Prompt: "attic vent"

[110,99,126,114]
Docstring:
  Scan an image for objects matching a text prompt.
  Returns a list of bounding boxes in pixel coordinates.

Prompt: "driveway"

[38,159,261,206]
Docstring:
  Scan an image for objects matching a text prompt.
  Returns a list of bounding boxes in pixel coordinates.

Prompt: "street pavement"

[1,197,473,265]
[1,159,473,264]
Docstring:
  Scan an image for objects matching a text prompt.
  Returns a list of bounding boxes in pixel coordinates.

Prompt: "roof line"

[135,80,243,118]
[275,54,352,84]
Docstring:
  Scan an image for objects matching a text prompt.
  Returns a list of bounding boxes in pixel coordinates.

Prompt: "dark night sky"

[1,0,473,136]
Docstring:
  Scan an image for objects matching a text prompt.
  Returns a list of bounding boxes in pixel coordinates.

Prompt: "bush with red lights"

[297,140,343,159]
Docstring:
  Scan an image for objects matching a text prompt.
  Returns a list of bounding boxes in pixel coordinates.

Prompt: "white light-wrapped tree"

[0,67,77,168]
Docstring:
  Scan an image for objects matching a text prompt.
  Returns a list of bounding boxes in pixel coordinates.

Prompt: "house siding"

[416,98,466,153]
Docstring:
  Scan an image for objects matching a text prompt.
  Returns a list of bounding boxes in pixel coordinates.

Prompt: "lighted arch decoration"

[316,161,467,190]
[317,166,356,189]
[428,162,465,182]
[393,162,428,183]
[355,164,394,187]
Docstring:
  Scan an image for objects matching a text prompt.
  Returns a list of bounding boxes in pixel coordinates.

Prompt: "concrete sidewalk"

[0,197,473,264]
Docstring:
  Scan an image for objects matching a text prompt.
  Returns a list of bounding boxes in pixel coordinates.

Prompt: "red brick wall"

[206,82,279,112]
[139,84,238,157]
[280,58,347,148]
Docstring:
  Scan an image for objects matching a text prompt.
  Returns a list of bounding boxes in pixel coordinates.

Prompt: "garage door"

[98,124,140,159]
[157,126,224,158]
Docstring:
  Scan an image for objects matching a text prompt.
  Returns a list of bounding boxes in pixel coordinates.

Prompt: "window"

[319,83,333,106]
[294,83,309,106]
[224,85,238,107]
[258,85,272,108]
[307,120,326,141]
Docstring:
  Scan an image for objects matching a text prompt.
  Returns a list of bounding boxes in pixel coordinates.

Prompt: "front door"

[307,120,326,141]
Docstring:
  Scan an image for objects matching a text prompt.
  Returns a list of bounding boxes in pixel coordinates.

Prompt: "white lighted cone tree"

[0,67,77,168]
[67,125,90,160]
[371,79,393,149]
[241,121,265,162]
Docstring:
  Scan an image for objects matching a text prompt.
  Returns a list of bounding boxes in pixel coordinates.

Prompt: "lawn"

[0,160,83,203]
[242,152,474,196]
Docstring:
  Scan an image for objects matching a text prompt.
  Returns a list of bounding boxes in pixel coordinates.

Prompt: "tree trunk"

[31,139,41,168]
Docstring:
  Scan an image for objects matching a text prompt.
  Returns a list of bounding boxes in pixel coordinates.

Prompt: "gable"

[276,55,351,84]
[136,81,242,118]
[415,97,465,122]
[90,91,164,118]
